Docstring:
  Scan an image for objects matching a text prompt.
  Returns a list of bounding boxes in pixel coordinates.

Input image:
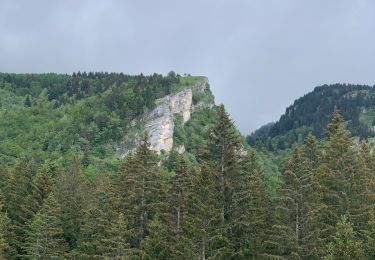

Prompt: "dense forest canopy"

[1,73,375,259]
[0,72,206,169]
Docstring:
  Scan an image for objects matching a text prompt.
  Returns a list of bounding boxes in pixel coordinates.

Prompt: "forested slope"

[1,73,374,259]
[247,83,375,150]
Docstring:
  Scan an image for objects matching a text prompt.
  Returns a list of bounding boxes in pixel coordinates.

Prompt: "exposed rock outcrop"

[115,77,213,158]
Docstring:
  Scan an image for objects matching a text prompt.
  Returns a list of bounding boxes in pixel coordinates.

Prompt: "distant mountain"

[247,83,375,150]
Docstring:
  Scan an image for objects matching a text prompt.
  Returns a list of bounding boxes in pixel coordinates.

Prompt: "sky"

[1,0,375,134]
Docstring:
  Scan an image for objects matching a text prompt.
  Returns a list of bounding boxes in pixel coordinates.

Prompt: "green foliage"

[23,193,69,259]
[174,107,218,153]
[248,84,375,150]
[324,216,365,260]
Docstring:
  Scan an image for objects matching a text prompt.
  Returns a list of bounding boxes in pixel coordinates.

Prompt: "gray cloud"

[1,0,375,133]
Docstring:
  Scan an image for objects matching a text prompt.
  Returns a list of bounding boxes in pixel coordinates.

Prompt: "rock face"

[115,77,212,158]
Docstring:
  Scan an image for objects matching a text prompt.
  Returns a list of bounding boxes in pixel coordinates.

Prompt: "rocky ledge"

[115,77,213,158]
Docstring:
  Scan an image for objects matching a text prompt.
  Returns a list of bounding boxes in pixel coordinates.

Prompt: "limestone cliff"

[114,77,214,158]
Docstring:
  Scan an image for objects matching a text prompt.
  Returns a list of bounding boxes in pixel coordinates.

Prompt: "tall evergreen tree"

[170,154,190,237]
[231,150,273,259]
[0,194,11,259]
[54,155,89,249]
[21,160,55,225]
[184,163,225,259]
[101,213,138,259]
[267,145,308,259]
[116,132,166,247]
[323,215,364,260]
[204,104,242,224]
[23,193,68,259]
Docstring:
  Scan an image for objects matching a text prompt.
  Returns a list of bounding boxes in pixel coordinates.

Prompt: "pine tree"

[23,193,68,259]
[323,215,364,260]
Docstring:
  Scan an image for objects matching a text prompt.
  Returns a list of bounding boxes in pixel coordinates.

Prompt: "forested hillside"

[0,72,208,169]
[247,83,375,150]
[1,73,375,259]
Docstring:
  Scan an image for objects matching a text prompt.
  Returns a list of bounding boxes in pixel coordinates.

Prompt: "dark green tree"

[116,132,166,247]
[324,215,364,260]
[23,193,68,259]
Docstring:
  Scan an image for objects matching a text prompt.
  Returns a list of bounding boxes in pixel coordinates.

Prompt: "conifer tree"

[267,145,308,259]
[231,150,273,259]
[54,155,89,249]
[204,104,242,224]
[0,194,11,259]
[78,171,117,257]
[21,160,55,225]
[101,213,138,259]
[323,215,364,260]
[141,217,173,259]
[184,163,224,259]
[116,132,166,247]
[6,159,37,255]
[305,109,358,258]
[23,193,68,259]
[170,154,190,237]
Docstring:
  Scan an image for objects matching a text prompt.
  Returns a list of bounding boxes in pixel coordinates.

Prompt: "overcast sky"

[1,0,375,134]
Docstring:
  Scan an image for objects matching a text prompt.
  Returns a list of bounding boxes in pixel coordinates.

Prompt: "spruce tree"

[323,215,364,260]
[305,109,358,258]
[267,145,308,259]
[184,163,224,259]
[0,195,11,258]
[231,150,273,259]
[20,160,55,225]
[170,154,190,237]
[116,132,166,247]
[78,171,117,258]
[101,213,138,259]
[204,104,242,224]
[54,155,89,249]
[23,193,68,259]
[6,159,37,255]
